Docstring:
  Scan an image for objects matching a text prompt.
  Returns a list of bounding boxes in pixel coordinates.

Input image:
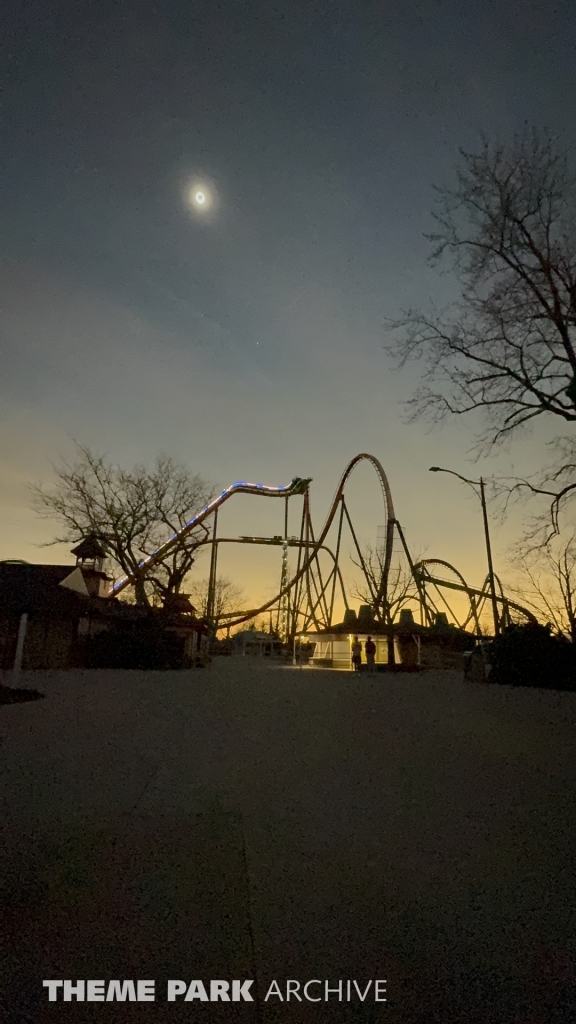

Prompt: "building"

[307,607,476,671]
[0,546,209,672]
[229,628,283,657]
[0,562,90,670]
[69,534,112,597]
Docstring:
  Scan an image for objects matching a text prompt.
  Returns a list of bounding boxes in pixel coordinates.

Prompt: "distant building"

[307,607,476,671]
[0,543,208,671]
[230,628,282,657]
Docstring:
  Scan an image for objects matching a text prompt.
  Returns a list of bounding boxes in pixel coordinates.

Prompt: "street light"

[429,466,500,636]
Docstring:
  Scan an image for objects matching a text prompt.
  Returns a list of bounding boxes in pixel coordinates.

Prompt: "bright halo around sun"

[186,181,214,213]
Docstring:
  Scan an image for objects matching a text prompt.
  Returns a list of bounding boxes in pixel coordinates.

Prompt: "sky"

[1,0,576,616]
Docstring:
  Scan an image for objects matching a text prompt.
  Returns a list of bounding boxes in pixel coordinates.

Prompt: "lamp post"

[429,467,500,637]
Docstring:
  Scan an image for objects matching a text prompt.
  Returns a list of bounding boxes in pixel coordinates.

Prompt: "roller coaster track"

[186,536,351,621]
[109,454,394,633]
[413,559,537,632]
[206,453,396,632]
[110,476,312,597]
[108,453,534,637]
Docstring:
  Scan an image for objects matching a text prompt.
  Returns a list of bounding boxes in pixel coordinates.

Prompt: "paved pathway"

[2,660,576,1022]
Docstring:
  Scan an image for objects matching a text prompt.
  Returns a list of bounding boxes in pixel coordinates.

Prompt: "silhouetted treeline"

[487,623,576,691]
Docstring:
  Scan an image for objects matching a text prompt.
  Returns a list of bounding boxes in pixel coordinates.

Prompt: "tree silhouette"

[389,129,576,450]
[31,445,212,606]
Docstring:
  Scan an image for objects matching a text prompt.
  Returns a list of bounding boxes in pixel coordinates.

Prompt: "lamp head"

[429,466,441,472]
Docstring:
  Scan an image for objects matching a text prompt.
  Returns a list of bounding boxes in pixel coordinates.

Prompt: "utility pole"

[429,467,500,637]
[206,508,219,626]
[479,477,500,638]
[277,495,290,640]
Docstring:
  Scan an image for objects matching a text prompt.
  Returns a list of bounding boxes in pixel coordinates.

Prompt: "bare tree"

[30,445,212,606]
[142,457,213,605]
[188,576,245,631]
[231,615,272,636]
[389,129,576,450]
[351,544,420,624]
[496,434,576,548]
[510,534,576,642]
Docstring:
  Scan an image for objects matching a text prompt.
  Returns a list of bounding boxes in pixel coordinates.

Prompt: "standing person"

[351,635,362,672]
[365,635,376,672]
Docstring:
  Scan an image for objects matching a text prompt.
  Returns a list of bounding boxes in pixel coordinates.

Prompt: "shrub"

[487,623,576,691]
[83,620,185,670]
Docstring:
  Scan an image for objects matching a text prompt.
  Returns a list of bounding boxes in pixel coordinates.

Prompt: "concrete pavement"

[2,659,576,1022]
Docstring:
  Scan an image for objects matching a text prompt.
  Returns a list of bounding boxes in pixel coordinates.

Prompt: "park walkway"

[2,659,576,1022]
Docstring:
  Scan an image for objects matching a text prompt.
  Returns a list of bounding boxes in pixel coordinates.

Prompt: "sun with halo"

[185,180,215,214]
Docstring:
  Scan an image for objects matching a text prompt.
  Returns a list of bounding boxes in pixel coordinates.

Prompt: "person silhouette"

[351,635,362,671]
[365,635,376,671]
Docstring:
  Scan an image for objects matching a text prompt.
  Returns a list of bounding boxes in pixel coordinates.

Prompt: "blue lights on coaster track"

[106,454,534,634]
[110,476,311,597]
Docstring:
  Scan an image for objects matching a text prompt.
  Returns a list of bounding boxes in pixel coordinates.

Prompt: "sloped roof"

[232,629,274,642]
[0,563,88,616]
[70,534,107,559]
[163,593,197,614]
[312,619,474,643]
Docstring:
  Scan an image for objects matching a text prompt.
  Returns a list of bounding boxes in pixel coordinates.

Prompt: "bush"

[487,623,576,691]
[83,620,186,670]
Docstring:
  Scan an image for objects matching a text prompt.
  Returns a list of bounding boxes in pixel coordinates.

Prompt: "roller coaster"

[110,453,535,637]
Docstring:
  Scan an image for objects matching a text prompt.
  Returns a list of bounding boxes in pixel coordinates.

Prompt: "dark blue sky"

[2,0,575,595]
[4,0,575,358]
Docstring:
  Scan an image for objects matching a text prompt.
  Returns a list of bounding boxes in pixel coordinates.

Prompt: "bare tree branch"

[493,433,576,547]
[188,576,245,631]
[351,543,420,625]
[388,129,576,452]
[30,445,212,606]
[509,532,576,641]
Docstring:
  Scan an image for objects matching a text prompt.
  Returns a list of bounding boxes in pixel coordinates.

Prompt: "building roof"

[70,534,108,559]
[232,629,275,642]
[0,563,89,617]
[163,593,198,615]
[310,619,474,644]
[0,562,207,632]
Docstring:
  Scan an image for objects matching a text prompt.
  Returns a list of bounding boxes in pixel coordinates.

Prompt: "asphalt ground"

[2,659,576,1023]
